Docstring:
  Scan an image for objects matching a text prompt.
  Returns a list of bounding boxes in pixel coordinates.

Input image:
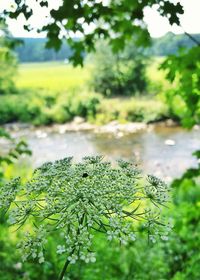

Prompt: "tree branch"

[184,31,200,47]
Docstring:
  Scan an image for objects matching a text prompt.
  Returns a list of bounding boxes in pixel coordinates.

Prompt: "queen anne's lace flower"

[1,156,170,265]
[0,178,20,209]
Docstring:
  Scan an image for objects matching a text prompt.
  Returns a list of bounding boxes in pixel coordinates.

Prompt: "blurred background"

[0,0,200,279]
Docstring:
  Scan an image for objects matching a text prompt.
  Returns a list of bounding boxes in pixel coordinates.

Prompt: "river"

[4,123,200,181]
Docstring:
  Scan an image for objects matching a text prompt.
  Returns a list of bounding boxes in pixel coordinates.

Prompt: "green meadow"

[16,62,90,91]
[17,59,169,93]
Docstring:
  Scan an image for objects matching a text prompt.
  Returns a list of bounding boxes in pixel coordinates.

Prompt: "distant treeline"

[15,38,73,62]
[15,32,200,62]
[149,32,200,56]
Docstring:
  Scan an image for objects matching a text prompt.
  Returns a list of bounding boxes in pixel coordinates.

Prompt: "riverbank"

[3,117,179,137]
[0,89,170,126]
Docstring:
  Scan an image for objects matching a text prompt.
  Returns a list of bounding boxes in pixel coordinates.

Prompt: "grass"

[16,61,91,91]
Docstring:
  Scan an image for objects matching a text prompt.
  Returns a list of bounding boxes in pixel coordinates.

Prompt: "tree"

[90,40,147,96]
[1,0,183,65]
[0,21,17,94]
[161,45,200,127]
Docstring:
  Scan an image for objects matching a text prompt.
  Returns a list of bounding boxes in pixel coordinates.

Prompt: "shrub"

[67,91,101,120]
[90,41,147,97]
[96,97,169,124]
[0,90,101,125]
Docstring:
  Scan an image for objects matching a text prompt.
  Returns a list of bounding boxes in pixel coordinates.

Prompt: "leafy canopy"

[161,46,200,127]
[0,21,18,94]
[2,0,183,65]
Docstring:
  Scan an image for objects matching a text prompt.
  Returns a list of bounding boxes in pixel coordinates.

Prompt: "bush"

[95,97,169,124]
[90,41,147,97]
[0,92,50,125]
[0,88,170,126]
[162,155,200,279]
[0,90,101,125]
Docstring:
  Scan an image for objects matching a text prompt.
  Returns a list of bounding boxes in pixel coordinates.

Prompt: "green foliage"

[1,3,199,280]
[0,60,170,126]
[0,47,17,94]
[157,35,200,278]
[0,128,31,182]
[90,41,147,96]
[157,151,200,279]
[0,225,169,280]
[65,152,200,280]
[2,0,183,65]
[161,46,200,127]
[1,156,170,280]
[0,90,101,125]
[0,86,170,126]
[96,97,169,124]
[0,23,17,94]
[0,59,171,126]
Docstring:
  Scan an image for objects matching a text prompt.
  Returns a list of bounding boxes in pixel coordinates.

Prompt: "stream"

[4,123,200,181]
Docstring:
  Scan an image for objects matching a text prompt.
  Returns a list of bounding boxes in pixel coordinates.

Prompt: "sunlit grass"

[17,59,170,94]
[16,61,91,91]
[16,59,171,93]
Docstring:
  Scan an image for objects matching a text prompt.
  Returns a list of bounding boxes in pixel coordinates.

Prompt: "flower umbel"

[1,156,170,277]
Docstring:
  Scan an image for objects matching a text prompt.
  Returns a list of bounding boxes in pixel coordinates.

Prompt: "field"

[16,62,91,91]
[17,59,169,93]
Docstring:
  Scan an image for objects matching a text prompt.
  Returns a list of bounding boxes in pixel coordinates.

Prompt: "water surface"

[8,124,200,180]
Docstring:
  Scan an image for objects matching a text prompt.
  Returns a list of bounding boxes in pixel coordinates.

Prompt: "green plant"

[95,97,169,124]
[90,41,147,97]
[0,22,18,95]
[67,91,101,120]
[161,46,200,127]
[0,47,17,94]
[162,150,200,279]
[0,89,101,125]
[0,127,31,183]
[1,156,171,280]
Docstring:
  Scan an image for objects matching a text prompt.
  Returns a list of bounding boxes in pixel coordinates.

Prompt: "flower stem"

[58,247,76,280]
[58,257,71,280]
[58,214,85,280]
